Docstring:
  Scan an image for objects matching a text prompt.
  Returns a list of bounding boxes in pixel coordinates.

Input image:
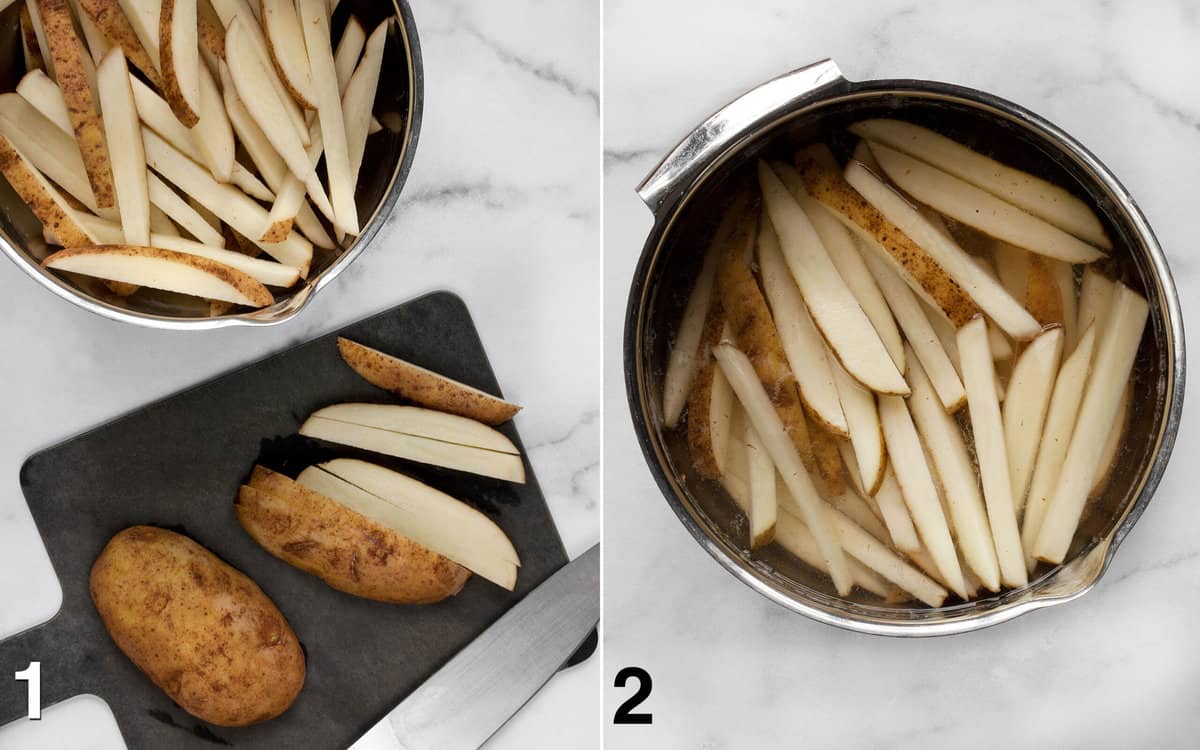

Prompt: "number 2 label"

[14,661,41,720]
[612,666,652,725]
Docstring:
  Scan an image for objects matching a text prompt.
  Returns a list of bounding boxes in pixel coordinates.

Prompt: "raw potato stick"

[868,143,1104,264]
[878,394,966,597]
[1020,325,1096,571]
[26,0,54,77]
[1035,284,1147,563]
[299,0,358,235]
[823,502,947,607]
[260,0,315,108]
[20,5,46,73]
[1092,383,1131,497]
[906,347,1001,592]
[37,0,114,208]
[794,149,980,328]
[0,132,95,246]
[1025,255,1065,329]
[79,0,164,88]
[958,317,1027,588]
[146,173,225,246]
[744,421,777,548]
[774,511,893,598]
[159,0,200,126]
[873,468,921,552]
[714,343,853,595]
[95,49,148,246]
[1053,260,1078,352]
[808,411,846,497]
[827,490,890,546]
[757,218,847,436]
[1003,328,1064,515]
[850,119,1110,249]
[16,69,71,132]
[862,245,966,412]
[687,309,733,480]
[0,93,101,214]
[343,20,386,189]
[846,161,1041,340]
[758,161,908,394]
[827,353,884,495]
[73,0,110,62]
[1077,266,1113,343]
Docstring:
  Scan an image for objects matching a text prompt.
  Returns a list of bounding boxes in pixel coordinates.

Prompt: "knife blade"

[377,543,599,750]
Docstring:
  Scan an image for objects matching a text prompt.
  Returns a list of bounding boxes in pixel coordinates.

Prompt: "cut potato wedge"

[827,490,890,546]
[0,92,101,214]
[758,161,908,394]
[713,343,852,595]
[260,0,314,108]
[958,317,1027,588]
[687,312,733,480]
[1025,255,1065,329]
[906,347,1001,592]
[80,0,164,87]
[1077,266,1113,346]
[147,173,225,247]
[992,240,1028,300]
[337,338,521,425]
[757,218,847,436]
[661,194,738,427]
[306,403,519,456]
[862,245,965,412]
[26,0,54,77]
[0,132,95,247]
[37,0,114,209]
[1052,260,1078,352]
[16,69,72,133]
[260,175,304,241]
[850,119,1110,249]
[827,354,884,495]
[872,467,920,552]
[159,0,200,125]
[95,49,149,246]
[846,161,1041,340]
[225,17,311,180]
[773,511,893,599]
[1092,382,1130,497]
[343,20,386,191]
[20,5,46,73]
[878,394,966,597]
[868,142,1105,264]
[142,127,313,272]
[296,460,518,590]
[299,405,526,484]
[298,0,357,235]
[1035,284,1147,563]
[744,421,777,548]
[1020,325,1096,571]
[333,13,365,88]
[77,214,298,286]
[1003,327,1064,514]
[795,149,980,328]
[43,244,272,305]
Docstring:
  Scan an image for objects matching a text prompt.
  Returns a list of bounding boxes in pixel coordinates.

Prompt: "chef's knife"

[374,543,599,750]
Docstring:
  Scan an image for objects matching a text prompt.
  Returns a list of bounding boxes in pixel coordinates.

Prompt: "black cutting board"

[0,291,595,749]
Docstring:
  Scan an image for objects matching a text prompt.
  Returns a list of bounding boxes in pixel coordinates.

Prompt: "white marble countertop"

[605,1,1197,747]
[0,0,599,747]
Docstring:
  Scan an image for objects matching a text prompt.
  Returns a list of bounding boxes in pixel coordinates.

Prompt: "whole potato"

[237,466,471,604]
[89,526,305,727]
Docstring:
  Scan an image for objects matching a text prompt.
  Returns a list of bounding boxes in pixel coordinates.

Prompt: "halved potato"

[850,119,1110,248]
[1035,284,1147,563]
[868,142,1105,264]
[43,245,273,306]
[239,467,470,603]
[794,149,980,328]
[296,459,519,590]
[0,132,95,246]
[299,405,526,484]
[759,160,907,394]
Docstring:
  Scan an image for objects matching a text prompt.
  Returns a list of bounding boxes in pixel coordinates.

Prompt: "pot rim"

[624,66,1186,636]
[0,0,424,331]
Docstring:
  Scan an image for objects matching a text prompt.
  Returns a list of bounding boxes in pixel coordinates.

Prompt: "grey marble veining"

[0,1,598,748]
[604,1,1199,747]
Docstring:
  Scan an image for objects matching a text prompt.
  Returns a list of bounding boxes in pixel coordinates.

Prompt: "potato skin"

[89,526,305,727]
[238,467,471,604]
[337,337,521,425]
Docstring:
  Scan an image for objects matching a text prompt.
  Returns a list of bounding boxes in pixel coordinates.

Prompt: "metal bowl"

[624,59,1186,636]
[0,0,422,330]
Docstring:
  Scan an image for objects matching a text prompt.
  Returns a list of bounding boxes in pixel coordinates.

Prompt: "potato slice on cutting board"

[846,161,1041,341]
[868,143,1104,264]
[1020,325,1096,571]
[338,338,522,426]
[1035,284,1147,564]
[43,245,273,306]
[299,404,526,484]
[1003,327,1064,515]
[906,348,1001,592]
[239,467,470,603]
[850,119,1110,249]
[758,160,908,394]
[794,149,980,329]
[296,459,519,590]
[958,317,1027,588]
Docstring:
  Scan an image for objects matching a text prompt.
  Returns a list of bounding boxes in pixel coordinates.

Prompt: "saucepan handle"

[636,58,848,216]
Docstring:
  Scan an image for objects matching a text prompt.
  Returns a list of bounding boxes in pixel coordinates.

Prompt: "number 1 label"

[14,662,41,720]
